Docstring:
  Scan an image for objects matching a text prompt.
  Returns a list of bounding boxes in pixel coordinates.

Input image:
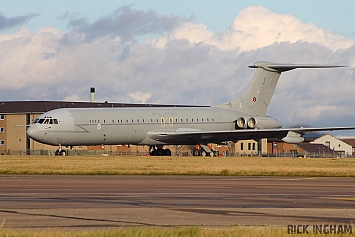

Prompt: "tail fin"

[216,61,343,116]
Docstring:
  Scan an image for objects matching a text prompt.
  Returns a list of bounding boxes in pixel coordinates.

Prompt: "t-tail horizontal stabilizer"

[248,61,344,72]
[216,61,344,116]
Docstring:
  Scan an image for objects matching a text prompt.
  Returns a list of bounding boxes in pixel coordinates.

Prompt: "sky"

[1,0,355,133]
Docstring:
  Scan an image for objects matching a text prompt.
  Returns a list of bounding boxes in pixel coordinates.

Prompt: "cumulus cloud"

[0,13,38,31]
[0,5,355,129]
[151,6,354,52]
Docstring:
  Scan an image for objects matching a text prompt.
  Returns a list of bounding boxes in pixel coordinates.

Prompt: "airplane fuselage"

[27,106,281,146]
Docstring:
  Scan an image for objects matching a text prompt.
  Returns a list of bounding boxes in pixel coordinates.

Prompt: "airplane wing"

[147,126,355,144]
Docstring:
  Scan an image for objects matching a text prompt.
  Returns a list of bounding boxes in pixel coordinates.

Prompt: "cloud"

[0,13,38,31]
[128,92,151,103]
[64,6,191,42]
[151,6,354,52]
[0,5,355,129]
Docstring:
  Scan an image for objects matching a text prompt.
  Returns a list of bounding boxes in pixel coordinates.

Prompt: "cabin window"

[212,118,214,122]
[248,143,251,150]
[151,119,153,122]
[0,128,4,133]
[126,119,128,123]
[104,120,106,123]
[240,143,244,150]
[202,118,203,122]
[137,119,139,123]
[143,119,145,123]
[207,118,209,122]
[0,115,4,120]
[112,120,115,123]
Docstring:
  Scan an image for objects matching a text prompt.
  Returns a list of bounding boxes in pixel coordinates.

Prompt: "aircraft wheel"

[199,150,207,157]
[156,149,164,156]
[164,149,172,156]
[193,149,200,156]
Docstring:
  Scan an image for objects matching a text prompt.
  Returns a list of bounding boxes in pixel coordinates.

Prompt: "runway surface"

[0,175,355,230]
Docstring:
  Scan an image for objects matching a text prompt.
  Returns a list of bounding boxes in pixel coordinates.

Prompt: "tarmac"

[0,175,354,230]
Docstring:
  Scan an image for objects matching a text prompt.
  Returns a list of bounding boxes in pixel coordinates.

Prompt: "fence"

[0,149,353,158]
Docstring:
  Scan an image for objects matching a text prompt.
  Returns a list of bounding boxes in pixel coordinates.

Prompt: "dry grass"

[1,227,353,237]
[0,155,354,176]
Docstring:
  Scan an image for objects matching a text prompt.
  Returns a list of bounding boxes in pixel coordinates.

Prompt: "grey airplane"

[27,61,355,156]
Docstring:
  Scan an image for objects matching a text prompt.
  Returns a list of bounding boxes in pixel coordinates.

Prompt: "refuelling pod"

[282,131,305,144]
[246,117,282,129]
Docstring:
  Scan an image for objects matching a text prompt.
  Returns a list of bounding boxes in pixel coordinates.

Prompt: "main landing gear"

[149,145,172,156]
[193,144,215,157]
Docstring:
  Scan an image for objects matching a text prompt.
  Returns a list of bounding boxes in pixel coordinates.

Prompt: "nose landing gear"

[55,144,66,156]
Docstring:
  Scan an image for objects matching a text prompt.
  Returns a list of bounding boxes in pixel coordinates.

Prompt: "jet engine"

[235,116,282,129]
[235,117,247,129]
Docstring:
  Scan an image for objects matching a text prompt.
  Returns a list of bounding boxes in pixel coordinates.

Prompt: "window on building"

[0,140,4,145]
[240,143,244,150]
[0,115,4,120]
[252,143,256,151]
[0,128,4,133]
[248,143,251,150]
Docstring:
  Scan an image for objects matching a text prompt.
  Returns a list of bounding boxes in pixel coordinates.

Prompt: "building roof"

[297,143,335,153]
[341,139,355,147]
[0,101,206,114]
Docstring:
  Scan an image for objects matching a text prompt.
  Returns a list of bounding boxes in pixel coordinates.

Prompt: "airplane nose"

[26,125,39,139]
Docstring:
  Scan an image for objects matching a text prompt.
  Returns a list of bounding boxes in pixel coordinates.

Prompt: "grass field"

[1,227,353,237]
[0,155,355,176]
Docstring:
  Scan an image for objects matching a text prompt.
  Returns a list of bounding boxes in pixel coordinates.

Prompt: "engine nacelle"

[235,117,247,129]
[246,116,282,129]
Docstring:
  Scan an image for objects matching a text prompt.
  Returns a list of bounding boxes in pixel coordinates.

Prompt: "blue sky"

[1,1,355,132]
[2,0,355,38]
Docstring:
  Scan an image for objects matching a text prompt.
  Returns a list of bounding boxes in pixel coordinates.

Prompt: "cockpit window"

[34,118,59,124]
